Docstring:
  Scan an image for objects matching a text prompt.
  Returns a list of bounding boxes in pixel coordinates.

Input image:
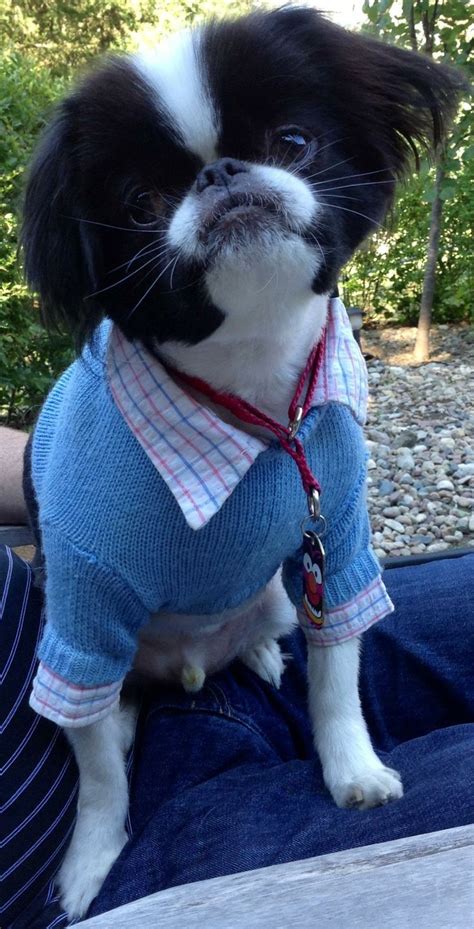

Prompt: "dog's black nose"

[196,158,248,194]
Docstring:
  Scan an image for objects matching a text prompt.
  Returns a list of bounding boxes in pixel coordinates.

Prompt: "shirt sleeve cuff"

[29,661,122,727]
[299,575,394,646]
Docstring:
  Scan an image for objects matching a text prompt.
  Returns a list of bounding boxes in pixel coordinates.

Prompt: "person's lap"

[2,545,473,928]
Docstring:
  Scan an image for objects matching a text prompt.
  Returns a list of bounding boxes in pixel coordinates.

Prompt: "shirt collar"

[107,297,368,530]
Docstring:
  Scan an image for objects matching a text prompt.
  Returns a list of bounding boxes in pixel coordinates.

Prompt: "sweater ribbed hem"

[37,623,133,686]
[300,575,394,646]
[30,661,122,727]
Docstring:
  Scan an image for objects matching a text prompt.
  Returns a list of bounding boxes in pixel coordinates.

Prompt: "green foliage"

[350,0,474,325]
[0,0,256,73]
[0,50,74,426]
[343,149,474,325]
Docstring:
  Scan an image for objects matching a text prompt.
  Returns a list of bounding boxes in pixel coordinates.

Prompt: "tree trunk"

[413,160,444,363]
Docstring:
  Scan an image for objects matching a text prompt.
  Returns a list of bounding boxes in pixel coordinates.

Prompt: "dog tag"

[302,530,325,627]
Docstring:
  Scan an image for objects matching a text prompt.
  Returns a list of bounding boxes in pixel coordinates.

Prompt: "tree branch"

[408,1,418,51]
[413,157,445,363]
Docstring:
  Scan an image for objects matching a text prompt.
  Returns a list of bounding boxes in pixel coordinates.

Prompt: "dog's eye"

[269,126,316,160]
[128,190,159,227]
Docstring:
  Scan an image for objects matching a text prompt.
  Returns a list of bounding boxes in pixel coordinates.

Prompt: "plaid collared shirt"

[107,296,368,530]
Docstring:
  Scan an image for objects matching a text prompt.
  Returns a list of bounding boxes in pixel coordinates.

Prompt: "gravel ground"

[362,324,474,558]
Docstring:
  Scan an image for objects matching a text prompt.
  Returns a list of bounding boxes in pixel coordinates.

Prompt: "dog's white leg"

[57,702,136,919]
[240,639,286,688]
[239,574,296,688]
[308,636,403,809]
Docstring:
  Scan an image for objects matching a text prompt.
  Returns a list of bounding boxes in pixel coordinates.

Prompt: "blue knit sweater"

[31,323,386,692]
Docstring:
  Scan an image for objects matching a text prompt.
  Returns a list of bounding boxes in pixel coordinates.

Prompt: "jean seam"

[145,703,280,755]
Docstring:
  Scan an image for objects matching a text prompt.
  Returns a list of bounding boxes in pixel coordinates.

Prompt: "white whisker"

[306,230,327,269]
[321,201,383,227]
[313,179,395,193]
[107,240,169,276]
[127,255,178,319]
[65,216,161,234]
[304,156,354,182]
[312,167,393,186]
[86,249,170,299]
[255,267,278,295]
[169,249,182,291]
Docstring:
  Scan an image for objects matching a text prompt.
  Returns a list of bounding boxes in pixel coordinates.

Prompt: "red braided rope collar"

[163,319,328,515]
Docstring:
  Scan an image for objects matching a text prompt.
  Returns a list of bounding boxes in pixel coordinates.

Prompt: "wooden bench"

[76,825,473,929]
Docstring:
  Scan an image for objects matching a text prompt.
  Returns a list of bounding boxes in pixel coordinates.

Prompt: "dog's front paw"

[241,639,286,688]
[57,827,128,919]
[329,763,403,810]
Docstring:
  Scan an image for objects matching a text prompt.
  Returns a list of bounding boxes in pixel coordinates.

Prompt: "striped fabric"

[107,296,368,530]
[1,546,137,926]
[1,547,76,928]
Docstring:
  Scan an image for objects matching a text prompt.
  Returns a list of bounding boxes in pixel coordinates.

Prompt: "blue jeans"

[2,547,473,928]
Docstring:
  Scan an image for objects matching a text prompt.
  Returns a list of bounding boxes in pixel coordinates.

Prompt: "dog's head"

[22,7,461,351]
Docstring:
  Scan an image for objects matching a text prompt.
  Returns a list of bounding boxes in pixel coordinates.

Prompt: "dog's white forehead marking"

[135,30,219,165]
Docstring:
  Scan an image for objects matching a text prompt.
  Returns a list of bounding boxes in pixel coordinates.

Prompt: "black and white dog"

[22,7,460,919]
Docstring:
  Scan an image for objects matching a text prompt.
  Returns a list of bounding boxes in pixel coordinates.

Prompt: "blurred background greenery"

[0,0,472,425]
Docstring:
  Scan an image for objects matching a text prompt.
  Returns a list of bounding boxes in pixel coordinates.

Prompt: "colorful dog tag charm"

[302,530,325,627]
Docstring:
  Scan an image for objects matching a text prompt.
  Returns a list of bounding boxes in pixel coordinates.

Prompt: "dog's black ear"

[272,7,465,174]
[349,33,465,175]
[21,100,101,349]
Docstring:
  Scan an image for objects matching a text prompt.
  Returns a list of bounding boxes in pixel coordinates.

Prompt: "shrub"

[0,51,73,426]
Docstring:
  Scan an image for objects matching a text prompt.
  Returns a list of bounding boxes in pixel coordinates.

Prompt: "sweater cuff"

[30,661,122,727]
[299,575,394,646]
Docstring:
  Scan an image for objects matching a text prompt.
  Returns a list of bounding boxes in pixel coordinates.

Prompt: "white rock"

[384,518,405,533]
[439,437,455,449]
[367,458,377,470]
[422,460,436,471]
[389,366,407,377]
[397,453,415,470]
[427,541,450,552]
[455,495,472,508]
[436,479,454,491]
[469,515,474,533]
[458,463,474,477]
